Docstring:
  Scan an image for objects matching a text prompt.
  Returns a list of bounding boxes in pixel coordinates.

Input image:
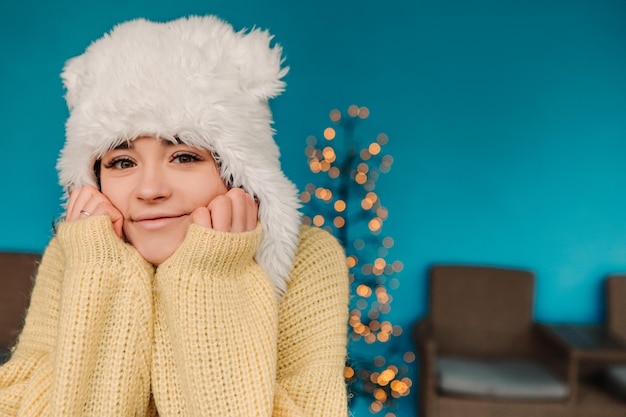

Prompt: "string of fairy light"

[301,105,415,415]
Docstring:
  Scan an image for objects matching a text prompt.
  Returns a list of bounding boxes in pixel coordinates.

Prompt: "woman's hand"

[66,185,125,239]
[191,188,258,232]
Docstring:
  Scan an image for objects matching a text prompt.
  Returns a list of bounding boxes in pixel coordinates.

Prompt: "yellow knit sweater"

[0,216,349,416]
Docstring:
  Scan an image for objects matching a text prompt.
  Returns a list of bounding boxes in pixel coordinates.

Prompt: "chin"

[125,229,187,265]
[142,249,176,266]
[131,243,178,266]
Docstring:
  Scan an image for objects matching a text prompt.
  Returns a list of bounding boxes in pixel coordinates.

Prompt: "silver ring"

[80,210,91,217]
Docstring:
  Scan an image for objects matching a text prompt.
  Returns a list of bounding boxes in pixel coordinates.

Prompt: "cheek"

[187,174,229,207]
[192,189,227,209]
[100,178,130,214]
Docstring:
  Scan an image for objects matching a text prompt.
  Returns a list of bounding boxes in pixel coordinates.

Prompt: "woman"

[0,15,349,417]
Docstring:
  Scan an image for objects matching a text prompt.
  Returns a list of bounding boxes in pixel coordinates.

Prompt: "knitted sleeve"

[0,235,64,416]
[273,226,350,417]
[152,223,278,417]
[0,216,155,417]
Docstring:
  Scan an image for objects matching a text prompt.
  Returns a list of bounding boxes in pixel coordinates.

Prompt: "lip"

[131,213,189,230]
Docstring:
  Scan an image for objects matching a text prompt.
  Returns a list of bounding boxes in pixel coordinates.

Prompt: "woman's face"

[100,136,228,265]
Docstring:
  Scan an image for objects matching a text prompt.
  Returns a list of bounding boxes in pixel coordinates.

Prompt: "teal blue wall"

[2,1,626,415]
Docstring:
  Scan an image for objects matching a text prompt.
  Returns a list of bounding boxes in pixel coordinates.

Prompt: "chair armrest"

[535,324,577,354]
[0,344,11,365]
[412,319,438,379]
[412,318,439,412]
[534,323,579,402]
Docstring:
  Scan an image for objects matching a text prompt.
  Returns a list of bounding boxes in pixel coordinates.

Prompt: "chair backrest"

[606,275,626,343]
[429,264,535,357]
[0,252,41,348]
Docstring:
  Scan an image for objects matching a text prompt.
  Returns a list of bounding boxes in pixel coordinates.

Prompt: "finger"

[66,189,78,220]
[246,193,258,231]
[66,187,96,221]
[66,187,92,220]
[112,216,124,239]
[78,195,106,220]
[247,194,258,231]
[92,200,125,239]
[63,186,125,239]
[238,191,258,232]
[228,189,250,233]
[69,187,103,221]
[191,206,212,228]
[208,195,233,232]
[65,187,125,238]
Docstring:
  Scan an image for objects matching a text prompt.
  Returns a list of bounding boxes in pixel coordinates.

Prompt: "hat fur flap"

[57,15,301,296]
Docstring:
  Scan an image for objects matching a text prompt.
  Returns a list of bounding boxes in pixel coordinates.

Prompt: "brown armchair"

[603,275,626,400]
[607,275,626,344]
[413,265,572,417]
[0,251,41,364]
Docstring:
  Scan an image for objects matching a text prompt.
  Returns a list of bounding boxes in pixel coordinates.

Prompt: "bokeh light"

[301,105,411,413]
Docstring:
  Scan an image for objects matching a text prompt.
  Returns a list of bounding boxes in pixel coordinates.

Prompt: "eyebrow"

[112,137,182,150]
[113,141,131,150]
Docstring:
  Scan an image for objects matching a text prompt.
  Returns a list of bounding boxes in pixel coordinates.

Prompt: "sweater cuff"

[56,215,141,267]
[158,222,262,274]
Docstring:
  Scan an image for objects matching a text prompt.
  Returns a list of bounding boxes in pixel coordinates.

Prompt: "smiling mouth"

[134,212,190,221]
[132,214,189,230]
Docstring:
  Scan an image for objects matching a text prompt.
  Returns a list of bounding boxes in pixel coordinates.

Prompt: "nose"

[135,163,171,202]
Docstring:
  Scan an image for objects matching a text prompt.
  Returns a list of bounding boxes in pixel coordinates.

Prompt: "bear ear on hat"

[236,28,289,101]
[61,55,88,111]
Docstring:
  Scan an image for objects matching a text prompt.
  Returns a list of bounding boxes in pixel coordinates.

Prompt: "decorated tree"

[300,105,414,415]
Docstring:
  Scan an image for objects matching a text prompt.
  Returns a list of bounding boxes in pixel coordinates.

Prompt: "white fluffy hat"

[57,15,301,296]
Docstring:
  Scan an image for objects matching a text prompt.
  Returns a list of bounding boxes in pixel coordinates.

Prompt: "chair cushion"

[437,356,569,400]
[605,365,626,399]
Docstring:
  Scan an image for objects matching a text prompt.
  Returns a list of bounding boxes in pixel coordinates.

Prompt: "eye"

[103,157,136,170]
[172,152,203,164]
